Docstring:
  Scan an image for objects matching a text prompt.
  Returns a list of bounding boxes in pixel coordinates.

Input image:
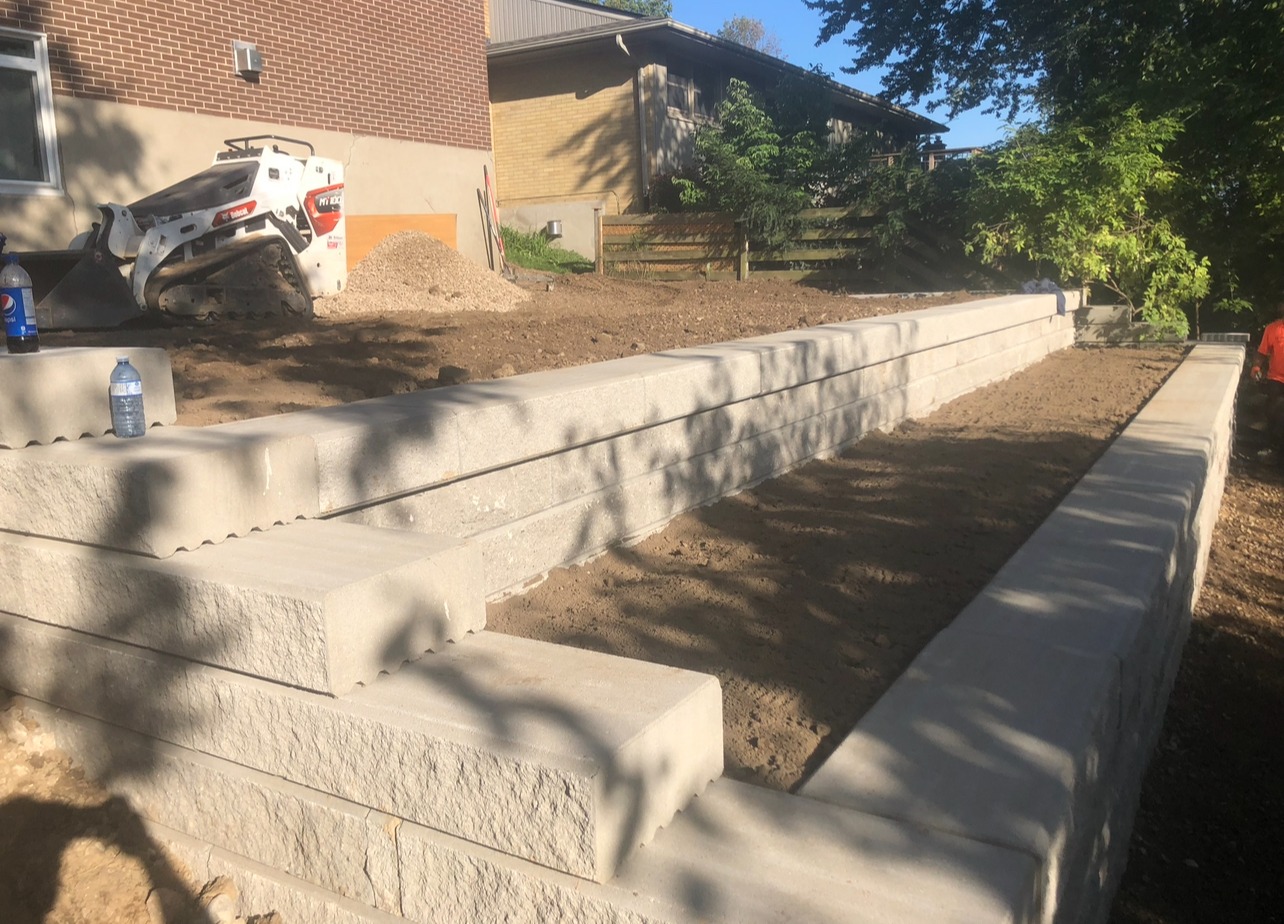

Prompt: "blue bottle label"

[1,285,36,338]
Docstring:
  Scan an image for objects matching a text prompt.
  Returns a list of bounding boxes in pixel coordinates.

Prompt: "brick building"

[487,0,943,255]
[0,0,495,263]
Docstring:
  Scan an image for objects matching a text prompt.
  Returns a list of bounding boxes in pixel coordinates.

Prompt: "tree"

[969,111,1208,337]
[601,0,672,16]
[717,16,784,57]
[674,80,810,247]
[807,0,1284,316]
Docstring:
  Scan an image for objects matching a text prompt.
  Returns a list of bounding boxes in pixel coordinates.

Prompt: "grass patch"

[500,226,594,274]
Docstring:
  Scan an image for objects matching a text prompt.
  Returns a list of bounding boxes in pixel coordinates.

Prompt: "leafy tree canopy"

[601,0,672,16]
[717,16,784,57]
[807,0,1284,314]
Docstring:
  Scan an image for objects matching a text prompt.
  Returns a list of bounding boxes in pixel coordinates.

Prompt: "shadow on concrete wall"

[0,297,1194,919]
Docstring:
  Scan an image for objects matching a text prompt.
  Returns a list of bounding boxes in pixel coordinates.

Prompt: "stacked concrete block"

[0,519,486,694]
[21,295,1239,924]
[344,294,1077,597]
[0,346,176,448]
[0,295,1072,568]
[19,697,1043,924]
[801,344,1242,923]
[0,613,722,882]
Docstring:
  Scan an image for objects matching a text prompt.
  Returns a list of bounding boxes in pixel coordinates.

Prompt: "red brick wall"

[1,0,491,150]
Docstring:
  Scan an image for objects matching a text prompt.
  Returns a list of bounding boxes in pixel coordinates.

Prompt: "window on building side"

[0,28,61,194]
[666,66,718,120]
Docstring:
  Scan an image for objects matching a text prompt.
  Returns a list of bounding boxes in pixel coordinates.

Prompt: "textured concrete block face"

[0,520,485,694]
[24,699,393,909]
[801,631,1121,863]
[0,346,176,448]
[0,614,721,881]
[0,424,320,556]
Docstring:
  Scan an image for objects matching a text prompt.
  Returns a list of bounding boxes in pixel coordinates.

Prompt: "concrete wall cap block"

[0,614,722,881]
[0,346,177,448]
[211,398,464,514]
[800,630,1121,863]
[0,521,486,694]
[608,779,1041,924]
[0,424,320,557]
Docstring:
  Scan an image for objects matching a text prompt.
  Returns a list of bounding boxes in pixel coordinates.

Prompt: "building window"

[0,28,61,194]
[666,65,718,120]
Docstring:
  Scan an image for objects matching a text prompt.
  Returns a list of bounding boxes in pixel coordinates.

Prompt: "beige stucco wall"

[0,97,495,265]
[489,51,641,215]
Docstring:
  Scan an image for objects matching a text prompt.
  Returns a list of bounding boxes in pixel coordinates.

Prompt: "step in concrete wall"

[0,336,1235,923]
[0,294,1075,558]
[800,343,1241,924]
[0,346,176,448]
[0,617,722,882]
[21,697,1040,924]
[0,520,485,695]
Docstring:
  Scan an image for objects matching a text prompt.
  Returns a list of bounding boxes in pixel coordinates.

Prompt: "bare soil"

[4,248,1280,921]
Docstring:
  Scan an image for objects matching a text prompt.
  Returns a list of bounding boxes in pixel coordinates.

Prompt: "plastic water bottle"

[1,251,39,354]
[109,356,147,438]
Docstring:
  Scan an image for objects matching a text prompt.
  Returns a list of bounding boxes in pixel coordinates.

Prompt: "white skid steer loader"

[36,135,345,328]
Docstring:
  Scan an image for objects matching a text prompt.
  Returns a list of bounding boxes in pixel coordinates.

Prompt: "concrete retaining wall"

[0,297,1237,924]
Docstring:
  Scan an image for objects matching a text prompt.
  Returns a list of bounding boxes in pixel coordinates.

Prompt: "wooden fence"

[599,207,1008,291]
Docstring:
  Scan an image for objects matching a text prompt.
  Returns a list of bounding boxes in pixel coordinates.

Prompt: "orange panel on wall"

[346,215,458,270]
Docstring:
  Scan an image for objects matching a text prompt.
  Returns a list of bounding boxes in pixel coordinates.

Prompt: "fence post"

[738,223,749,282]
[594,208,604,275]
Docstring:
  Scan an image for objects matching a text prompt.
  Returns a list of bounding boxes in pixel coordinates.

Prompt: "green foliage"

[717,16,784,56]
[678,79,810,248]
[600,0,671,16]
[969,110,1208,337]
[806,0,1284,320]
[499,226,593,275]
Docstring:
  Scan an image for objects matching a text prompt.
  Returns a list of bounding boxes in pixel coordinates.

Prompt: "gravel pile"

[316,231,530,317]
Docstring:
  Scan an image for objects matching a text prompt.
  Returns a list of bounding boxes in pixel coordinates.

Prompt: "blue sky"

[671,0,1018,147]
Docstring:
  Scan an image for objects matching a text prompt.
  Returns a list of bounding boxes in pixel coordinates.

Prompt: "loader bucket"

[33,247,144,330]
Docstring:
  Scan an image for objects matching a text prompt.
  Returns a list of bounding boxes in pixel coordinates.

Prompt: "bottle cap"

[116,355,130,363]
[4,254,16,264]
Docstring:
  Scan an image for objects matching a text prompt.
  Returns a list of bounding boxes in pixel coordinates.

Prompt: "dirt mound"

[316,231,530,318]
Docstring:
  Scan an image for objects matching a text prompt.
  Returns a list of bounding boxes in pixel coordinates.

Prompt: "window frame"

[0,27,63,196]
[665,64,720,123]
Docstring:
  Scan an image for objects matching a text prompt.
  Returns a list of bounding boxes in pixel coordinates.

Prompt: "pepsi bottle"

[1,252,39,354]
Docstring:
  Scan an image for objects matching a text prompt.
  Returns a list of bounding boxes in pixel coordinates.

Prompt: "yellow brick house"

[487,0,943,254]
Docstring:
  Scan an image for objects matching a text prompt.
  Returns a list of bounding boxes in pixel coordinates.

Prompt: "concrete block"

[211,396,462,514]
[1074,304,1131,326]
[801,631,1120,867]
[0,519,485,695]
[751,325,858,393]
[152,822,403,924]
[22,697,400,912]
[0,424,319,557]
[0,615,723,881]
[430,363,648,473]
[638,344,764,423]
[604,780,1041,924]
[0,346,176,448]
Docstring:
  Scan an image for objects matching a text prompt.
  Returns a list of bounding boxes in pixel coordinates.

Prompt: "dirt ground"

[5,262,1282,921]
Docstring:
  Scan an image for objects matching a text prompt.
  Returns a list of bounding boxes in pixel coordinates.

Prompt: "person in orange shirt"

[1251,299,1284,461]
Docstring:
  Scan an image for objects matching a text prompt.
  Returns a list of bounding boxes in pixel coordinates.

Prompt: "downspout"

[613,34,650,209]
[636,66,650,206]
